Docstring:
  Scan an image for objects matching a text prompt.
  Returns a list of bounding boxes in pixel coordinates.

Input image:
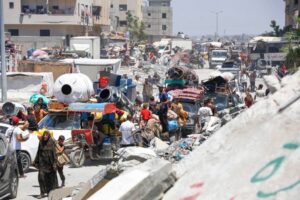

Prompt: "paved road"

[16,161,106,200]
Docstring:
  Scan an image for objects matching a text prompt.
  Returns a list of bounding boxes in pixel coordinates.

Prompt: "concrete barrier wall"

[164,70,300,200]
[88,159,174,200]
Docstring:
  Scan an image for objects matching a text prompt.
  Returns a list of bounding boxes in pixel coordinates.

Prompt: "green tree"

[262,20,292,37]
[270,20,281,36]
[283,17,300,73]
[126,11,146,42]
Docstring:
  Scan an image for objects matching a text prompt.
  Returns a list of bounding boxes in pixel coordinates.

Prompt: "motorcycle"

[66,103,119,168]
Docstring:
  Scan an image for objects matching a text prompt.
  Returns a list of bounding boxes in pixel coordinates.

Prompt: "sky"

[172,0,285,36]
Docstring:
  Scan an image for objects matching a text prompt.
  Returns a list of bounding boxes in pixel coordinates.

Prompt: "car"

[209,49,228,69]
[170,88,204,136]
[202,76,245,124]
[0,122,39,173]
[0,111,81,173]
[217,60,241,76]
[0,134,19,199]
[38,112,81,141]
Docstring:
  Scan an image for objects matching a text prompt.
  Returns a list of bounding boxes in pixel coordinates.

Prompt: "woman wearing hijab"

[34,130,58,199]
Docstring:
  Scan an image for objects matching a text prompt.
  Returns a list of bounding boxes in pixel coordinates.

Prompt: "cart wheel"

[70,149,86,168]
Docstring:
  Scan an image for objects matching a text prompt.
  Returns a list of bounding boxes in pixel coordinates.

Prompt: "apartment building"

[143,0,173,42]
[110,0,143,32]
[3,0,97,53]
[284,0,300,28]
[93,0,111,33]
[4,0,94,37]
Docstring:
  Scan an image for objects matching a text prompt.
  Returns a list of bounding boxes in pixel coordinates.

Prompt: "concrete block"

[72,168,108,200]
[117,147,157,162]
[88,158,173,200]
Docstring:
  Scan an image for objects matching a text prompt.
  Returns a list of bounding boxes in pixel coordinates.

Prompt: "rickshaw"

[66,102,119,168]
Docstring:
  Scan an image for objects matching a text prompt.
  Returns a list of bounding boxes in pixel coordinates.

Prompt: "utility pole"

[211,11,223,41]
[0,0,7,102]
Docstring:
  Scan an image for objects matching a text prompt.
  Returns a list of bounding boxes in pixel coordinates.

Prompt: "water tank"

[54,73,95,104]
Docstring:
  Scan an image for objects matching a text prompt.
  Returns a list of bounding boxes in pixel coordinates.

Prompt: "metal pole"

[211,11,222,41]
[0,0,7,102]
[216,13,218,38]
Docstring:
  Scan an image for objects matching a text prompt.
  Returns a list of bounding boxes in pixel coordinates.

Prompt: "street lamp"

[0,0,7,102]
[211,10,223,41]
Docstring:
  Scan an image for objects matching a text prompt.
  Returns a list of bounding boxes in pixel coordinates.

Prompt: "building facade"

[284,0,300,28]
[143,0,173,42]
[4,0,94,37]
[93,0,111,33]
[3,0,105,52]
[110,0,143,32]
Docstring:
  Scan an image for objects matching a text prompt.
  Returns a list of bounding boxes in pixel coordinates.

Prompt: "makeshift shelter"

[0,72,54,104]
[59,58,121,82]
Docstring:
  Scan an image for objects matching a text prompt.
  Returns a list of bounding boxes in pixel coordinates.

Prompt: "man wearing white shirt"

[197,99,213,131]
[5,116,27,177]
[119,115,136,147]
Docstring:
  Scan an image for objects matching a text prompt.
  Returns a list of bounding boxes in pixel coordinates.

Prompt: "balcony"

[21,0,77,14]
[18,0,93,26]
[19,13,83,25]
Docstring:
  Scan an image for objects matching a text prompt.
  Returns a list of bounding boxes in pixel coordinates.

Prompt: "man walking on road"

[6,116,27,178]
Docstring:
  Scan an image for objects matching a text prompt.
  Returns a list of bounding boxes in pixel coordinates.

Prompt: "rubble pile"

[151,136,201,163]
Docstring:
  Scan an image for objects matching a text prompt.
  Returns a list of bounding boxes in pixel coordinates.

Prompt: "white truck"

[157,39,193,57]
[70,36,100,59]
[209,49,228,69]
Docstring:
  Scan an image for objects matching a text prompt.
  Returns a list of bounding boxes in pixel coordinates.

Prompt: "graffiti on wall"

[251,142,300,198]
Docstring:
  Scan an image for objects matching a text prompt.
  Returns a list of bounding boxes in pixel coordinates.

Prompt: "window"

[0,126,8,135]
[148,24,151,28]
[162,25,167,31]
[111,4,113,8]
[22,5,29,13]
[39,113,81,130]
[119,4,127,11]
[295,0,298,5]
[161,2,169,6]
[36,5,43,10]
[9,2,14,9]
[148,13,151,16]
[40,29,50,36]
[162,13,167,18]
[93,6,101,17]
[52,5,59,10]
[119,21,127,27]
[8,29,19,36]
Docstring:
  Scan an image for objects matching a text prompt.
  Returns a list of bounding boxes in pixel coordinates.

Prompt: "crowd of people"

[4,53,283,198]
[5,91,69,198]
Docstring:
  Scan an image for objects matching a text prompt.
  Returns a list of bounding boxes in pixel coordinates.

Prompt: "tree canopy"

[126,11,146,42]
